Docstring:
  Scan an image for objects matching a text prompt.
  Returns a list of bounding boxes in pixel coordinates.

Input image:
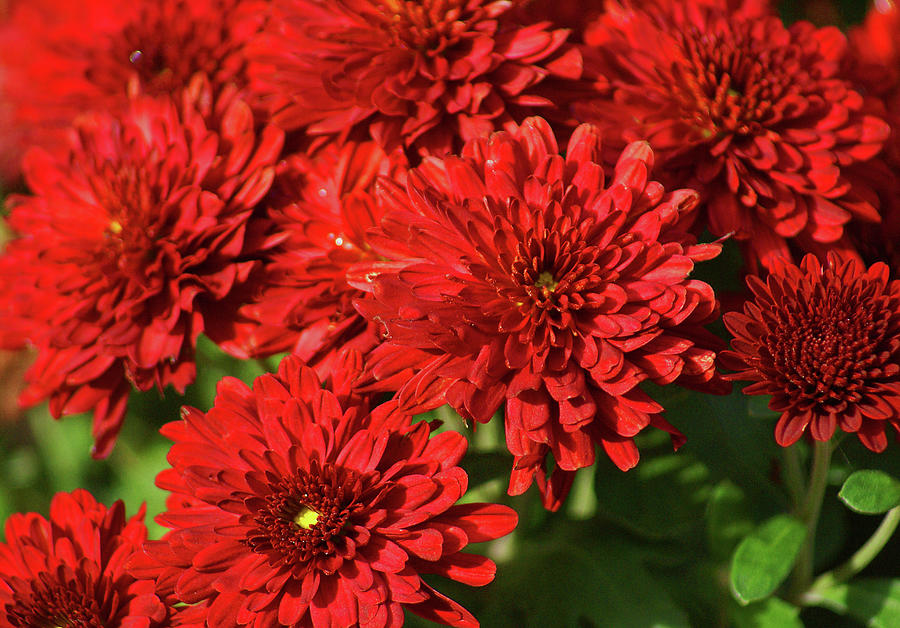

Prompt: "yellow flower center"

[294,505,321,530]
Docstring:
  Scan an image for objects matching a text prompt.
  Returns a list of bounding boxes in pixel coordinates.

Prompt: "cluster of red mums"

[1,0,900,625]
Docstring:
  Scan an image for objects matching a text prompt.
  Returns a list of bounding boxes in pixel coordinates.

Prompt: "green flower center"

[535,271,558,292]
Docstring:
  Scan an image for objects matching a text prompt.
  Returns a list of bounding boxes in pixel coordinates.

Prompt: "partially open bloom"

[0,75,284,457]
[721,253,900,451]
[353,117,727,509]
[129,354,517,627]
[227,140,407,371]
[0,490,167,627]
[580,1,889,271]
[249,0,584,159]
[0,0,266,179]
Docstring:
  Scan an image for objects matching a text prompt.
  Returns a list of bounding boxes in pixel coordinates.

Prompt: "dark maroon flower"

[0,75,284,457]
[128,354,517,627]
[0,490,168,627]
[579,0,889,271]
[248,0,585,159]
[721,253,900,450]
[352,117,728,509]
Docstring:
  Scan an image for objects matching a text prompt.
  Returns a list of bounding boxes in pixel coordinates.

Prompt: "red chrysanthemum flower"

[128,354,517,628]
[721,253,900,451]
[249,0,585,159]
[352,117,728,509]
[225,140,408,372]
[0,489,168,627]
[848,1,900,162]
[0,75,284,457]
[843,0,900,271]
[578,0,890,271]
[0,0,267,180]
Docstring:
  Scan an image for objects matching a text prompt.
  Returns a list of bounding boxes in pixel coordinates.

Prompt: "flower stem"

[789,438,833,601]
[800,505,900,604]
[782,443,806,508]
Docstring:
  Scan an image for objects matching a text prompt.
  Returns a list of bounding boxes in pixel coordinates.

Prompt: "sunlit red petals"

[130,355,516,627]
[0,489,167,627]
[353,117,727,508]
[580,1,889,272]
[249,0,584,158]
[0,76,284,457]
[228,140,407,371]
[721,253,900,451]
[0,0,267,179]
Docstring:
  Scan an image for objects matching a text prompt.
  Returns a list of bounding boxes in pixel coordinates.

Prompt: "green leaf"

[812,578,900,628]
[644,384,783,506]
[706,480,754,560]
[839,470,900,515]
[746,395,779,419]
[593,442,712,540]
[730,597,803,628]
[483,537,690,628]
[730,515,806,604]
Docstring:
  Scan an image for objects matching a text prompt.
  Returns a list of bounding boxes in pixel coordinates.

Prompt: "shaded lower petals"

[599,436,640,471]
[858,421,889,453]
[810,412,838,442]
[858,393,896,420]
[407,583,480,628]
[775,412,812,447]
[552,426,595,471]
[838,406,863,433]
[534,466,577,512]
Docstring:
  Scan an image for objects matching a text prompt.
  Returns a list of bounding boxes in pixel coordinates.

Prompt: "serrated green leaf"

[812,578,900,628]
[730,597,803,628]
[839,470,900,515]
[730,515,806,604]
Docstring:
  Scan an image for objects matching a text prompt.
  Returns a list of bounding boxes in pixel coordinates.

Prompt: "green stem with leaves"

[800,505,900,604]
